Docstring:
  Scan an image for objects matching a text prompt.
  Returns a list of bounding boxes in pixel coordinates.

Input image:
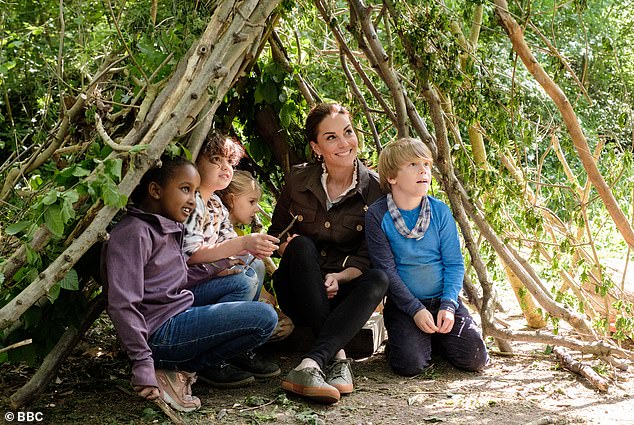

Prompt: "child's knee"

[451,343,489,372]
[259,303,279,336]
[387,344,431,376]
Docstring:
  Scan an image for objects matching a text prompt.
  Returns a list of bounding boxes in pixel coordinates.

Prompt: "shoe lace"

[328,360,352,381]
[178,371,197,401]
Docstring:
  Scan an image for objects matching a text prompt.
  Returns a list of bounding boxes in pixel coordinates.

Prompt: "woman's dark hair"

[130,156,194,205]
[304,103,350,144]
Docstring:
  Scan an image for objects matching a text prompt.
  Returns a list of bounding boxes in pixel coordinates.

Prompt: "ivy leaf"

[44,205,64,237]
[5,221,32,235]
[59,269,79,291]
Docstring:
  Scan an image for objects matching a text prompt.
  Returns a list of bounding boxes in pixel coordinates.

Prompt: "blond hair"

[217,170,262,211]
[378,138,433,193]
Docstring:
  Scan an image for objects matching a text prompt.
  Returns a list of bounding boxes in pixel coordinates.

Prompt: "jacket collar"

[126,206,184,235]
[299,159,371,207]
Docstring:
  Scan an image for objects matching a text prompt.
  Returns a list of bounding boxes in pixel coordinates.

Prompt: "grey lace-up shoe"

[281,367,340,404]
[326,358,354,394]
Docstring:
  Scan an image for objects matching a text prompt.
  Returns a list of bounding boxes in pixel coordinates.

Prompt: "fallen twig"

[238,399,276,413]
[553,346,609,392]
[154,398,186,425]
[0,339,32,355]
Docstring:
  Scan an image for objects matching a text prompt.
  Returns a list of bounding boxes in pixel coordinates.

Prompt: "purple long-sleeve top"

[103,207,194,388]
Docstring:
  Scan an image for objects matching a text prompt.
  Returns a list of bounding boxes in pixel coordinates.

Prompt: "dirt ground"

[1,309,633,425]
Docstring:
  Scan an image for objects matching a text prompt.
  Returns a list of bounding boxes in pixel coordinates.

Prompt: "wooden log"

[553,346,609,392]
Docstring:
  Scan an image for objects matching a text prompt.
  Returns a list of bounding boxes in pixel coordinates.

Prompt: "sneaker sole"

[281,380,340,404]
[198,374,255,388]
[161,392,200,412]
[330,383,353,395]
[252,367,282,379]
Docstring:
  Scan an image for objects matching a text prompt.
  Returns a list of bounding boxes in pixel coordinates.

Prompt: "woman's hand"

[413,309,438,334]
[134,385,160,400]
[243,234,279,258]
[436,309,455,334]
[215,258,244,276]
[323,273,340,299]
[277,234,298,257]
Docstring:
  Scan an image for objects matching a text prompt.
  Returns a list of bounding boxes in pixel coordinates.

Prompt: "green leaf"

[6,221,32,235]
[102,178,127,208]
[41,190,59,206]
[129,144,149,154]
[71,166,91,177]
[62,189,80,204]
[44,205,64,237]
[0,60,16,74]
[104,158,123,181]
[60,198,76,224]
[59,269,79,291]
[47,283,61,302]
[254,80,278,105]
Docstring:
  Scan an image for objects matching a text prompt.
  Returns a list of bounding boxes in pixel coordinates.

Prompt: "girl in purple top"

[103,157,277,412]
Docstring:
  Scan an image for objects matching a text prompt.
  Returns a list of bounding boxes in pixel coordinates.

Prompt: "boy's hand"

[436,309,455,334]
[244,234,279,258]
[134,385,160,400]
[413,309,438,334]
[323,273,339,299]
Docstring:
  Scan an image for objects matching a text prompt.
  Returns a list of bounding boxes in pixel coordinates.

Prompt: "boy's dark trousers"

[384,298,489,376]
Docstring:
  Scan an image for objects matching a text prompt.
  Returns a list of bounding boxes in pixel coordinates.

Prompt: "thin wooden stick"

[154,398,186,425]
[0,339,32,355]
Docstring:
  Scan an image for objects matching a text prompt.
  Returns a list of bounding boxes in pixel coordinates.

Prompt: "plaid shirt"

[182,192,237,257]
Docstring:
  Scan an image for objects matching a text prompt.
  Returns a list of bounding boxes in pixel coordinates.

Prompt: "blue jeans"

[385,298,489,375]
[192,265,259,303]
[148,276,277,372]
[237,254,265,301]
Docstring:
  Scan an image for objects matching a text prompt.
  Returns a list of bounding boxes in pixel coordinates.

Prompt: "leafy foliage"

[1,0,633,366]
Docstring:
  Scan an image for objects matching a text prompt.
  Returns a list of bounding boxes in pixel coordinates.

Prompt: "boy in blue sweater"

[365,138,488,376]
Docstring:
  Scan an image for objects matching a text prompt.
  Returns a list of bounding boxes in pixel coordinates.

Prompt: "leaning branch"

[494,0,634,249]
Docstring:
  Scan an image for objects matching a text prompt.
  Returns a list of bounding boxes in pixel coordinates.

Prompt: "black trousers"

[273,236,388,369]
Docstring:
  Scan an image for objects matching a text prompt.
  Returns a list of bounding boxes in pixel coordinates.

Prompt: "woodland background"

[1,0,634,418]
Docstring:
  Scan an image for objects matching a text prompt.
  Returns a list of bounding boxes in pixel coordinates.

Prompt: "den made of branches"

[1,0,634,408]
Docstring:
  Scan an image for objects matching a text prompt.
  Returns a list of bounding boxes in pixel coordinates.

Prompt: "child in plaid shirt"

[183,131,281,387]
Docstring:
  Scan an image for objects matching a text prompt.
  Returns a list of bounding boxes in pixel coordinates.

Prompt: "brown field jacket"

[269,159,383,273]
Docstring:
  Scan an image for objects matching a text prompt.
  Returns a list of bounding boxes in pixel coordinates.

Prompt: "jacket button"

[320,250,327,256]
[356,224,363,231]
[297,215,303,222]
[324,221,331,228]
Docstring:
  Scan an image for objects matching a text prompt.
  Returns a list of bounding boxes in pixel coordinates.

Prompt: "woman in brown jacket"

[268,103,388,403]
